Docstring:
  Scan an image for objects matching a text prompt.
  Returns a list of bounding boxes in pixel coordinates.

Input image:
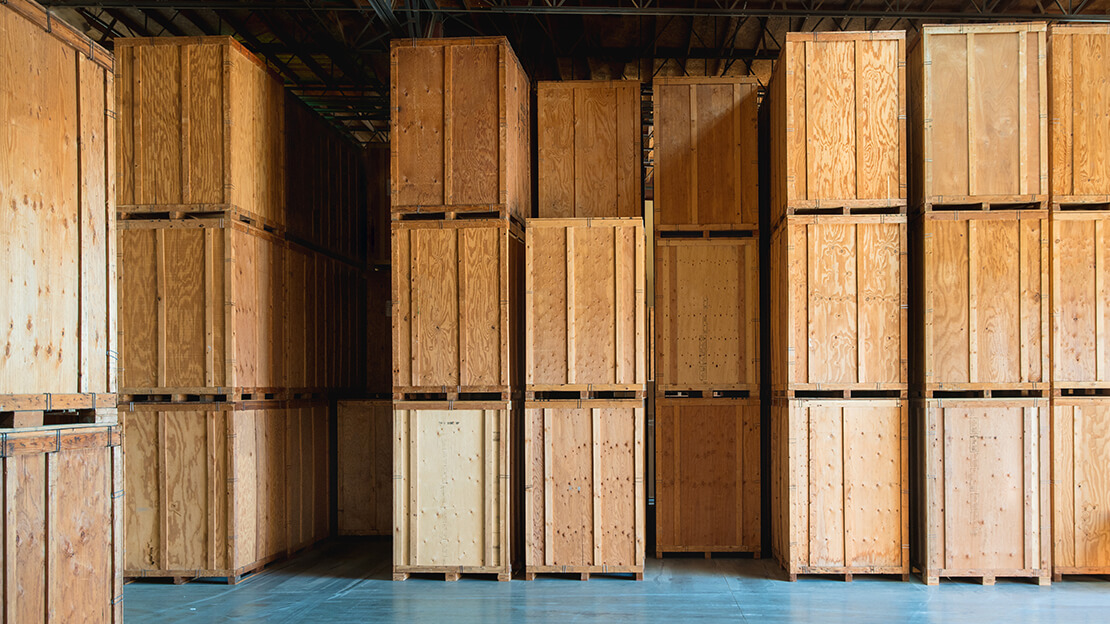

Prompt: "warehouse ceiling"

[41,0,1110,146]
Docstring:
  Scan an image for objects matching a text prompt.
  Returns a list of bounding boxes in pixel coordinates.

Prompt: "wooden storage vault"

[652,77,759,228]
[523,399,644,579]
[390,37,530,219]
[655,398,761,557]
[771,215,907,395]
[0,423,123,623]
[1048,24,1110,208]
[526,218,646,396]
[123,401,329,582]
[392,218,523,399]
[1051,397,1110,579]
[337,400,392,536]
[912,210,1049,395]
[908,23,1048,210]
[769,31,907,227]
[536,81,641,218]
[1,0,116,412]
[116,37,286,229]
[655,232,759,397]
[393,400,517,581]
[771,399,908,580]
[913,398,1051,585]
[1051,212,1110,393]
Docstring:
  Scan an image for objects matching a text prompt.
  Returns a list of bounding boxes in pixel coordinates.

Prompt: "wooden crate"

[115,37,285,229]
[390,37,530,220]
[652,77,759,228]
[285,92,367,263]
[118,216,285,398]
[523,399,644,580]
[366,266,392,396]
[526,218,646,397]
[1051,212,1110,394]
[912,210,1049,396]
[908,24,1048,211]
[536,81,641,218]
[770,398,909,580]
[769,31,907,227]
[0,423,122,623]
[913,398,1051,585]
[1051,397,1110,578]
[1,0,116,406]
[1049,25,1110,208]
[654,232,759,397]
[122,401,329,582]
[393,400,516,581]
[655,398,760,557]
[337,400,392,536]
[392,218,523,399]
[770,215,908,396]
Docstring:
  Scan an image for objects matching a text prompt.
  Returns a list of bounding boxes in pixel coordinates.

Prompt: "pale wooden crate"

[536,81,641,219]
[522,399,644,580]
[1,423,123,623]
[1051,211,1110,395]
[390,37,530,220]
[1049,25,1110,209]
[393,400,516,581]
[913,398,1051,585]
[337,400,392,536]
[654,398,761,558]
[115,37,286,230]
[770,398,909,581]
[525,218,646,398]
[1050,397,1110,579]
[654,231,759,398]
[912,210,1050,396]
[392,218,523,400]
[0,0,116,406]
[122,401,329,583]
[771,215,908,396]
[908,23,1049,211]
[652,77,759,229]
[769,31,907,228]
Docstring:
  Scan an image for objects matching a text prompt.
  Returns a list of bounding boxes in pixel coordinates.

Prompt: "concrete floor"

[124,539,1110,623]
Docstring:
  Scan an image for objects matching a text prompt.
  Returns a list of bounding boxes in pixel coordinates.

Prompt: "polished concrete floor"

[124,539,1110,623]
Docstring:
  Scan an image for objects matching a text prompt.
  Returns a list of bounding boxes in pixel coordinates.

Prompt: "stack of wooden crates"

[652,77,762,558]
[389,37,528,581]
[1045,24,1110,582]
[768,31,911,581]
[0,1,122,620]
[524,80,647,579]
[909,23,1052,585]
[114,36,368,583]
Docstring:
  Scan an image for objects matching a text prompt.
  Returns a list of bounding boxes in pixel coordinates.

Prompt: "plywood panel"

[338,401,393,536]
[1052,399,1110,575]
[1052,214,1110,388]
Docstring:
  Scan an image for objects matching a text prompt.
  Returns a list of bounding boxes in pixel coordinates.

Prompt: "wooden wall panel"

[1051,398,1110,578]
[337,400,392,536]
[1049,26,1110,204]
[1051,213,1110,391]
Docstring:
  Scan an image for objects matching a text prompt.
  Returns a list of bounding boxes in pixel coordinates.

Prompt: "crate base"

[776,388,907,399]
[783,566,909,583]
[0,393,115,413]
[393,389,513,402]
[392,567,511,582]
[657,389,756,400]
[525,388,645,401]
[923,197,1048,212]
[1053,568,1110,582]
[923,386,1047,399]
[118,388,288,404]
[1053,385,1110,398]
[918,569,1051,586]
[523,566,643,581]
[126,555,281,586]
[655,549,761,560]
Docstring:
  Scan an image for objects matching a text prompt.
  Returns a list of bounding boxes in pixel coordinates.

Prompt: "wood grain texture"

[655,398,760,554]
[1049,26,1110,200]
[1051,398,1110,575]
[1,3,114,398]
[337,400,393,536]
[524,400,643,574]
[917,398,1050,582]
[770,398,908,576]
[653,77,759,227]
[391,38,529,218]
[1051,214,1110,387]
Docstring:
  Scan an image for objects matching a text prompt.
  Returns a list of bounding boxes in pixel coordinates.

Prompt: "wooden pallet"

[924,386,1048,399]
[908,24,1048,211]
[392,568,511,582]
[524,568,643,581]
[655,549,762,559]
[526,388,646,401]
[769,31,907,228]
[771,398,910,581]
[390,37,530,221]
[653,76,759,229]
[912,398,1051,586]
[116,37,286,230]
[770,214,908,394]
[1048,25,1110,203]
[536,81,641,219]
[786,569,910,583]
[526,218,647,391]
[523,400,645,579]
[920,571,1051,586]
[336,400,393,536]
